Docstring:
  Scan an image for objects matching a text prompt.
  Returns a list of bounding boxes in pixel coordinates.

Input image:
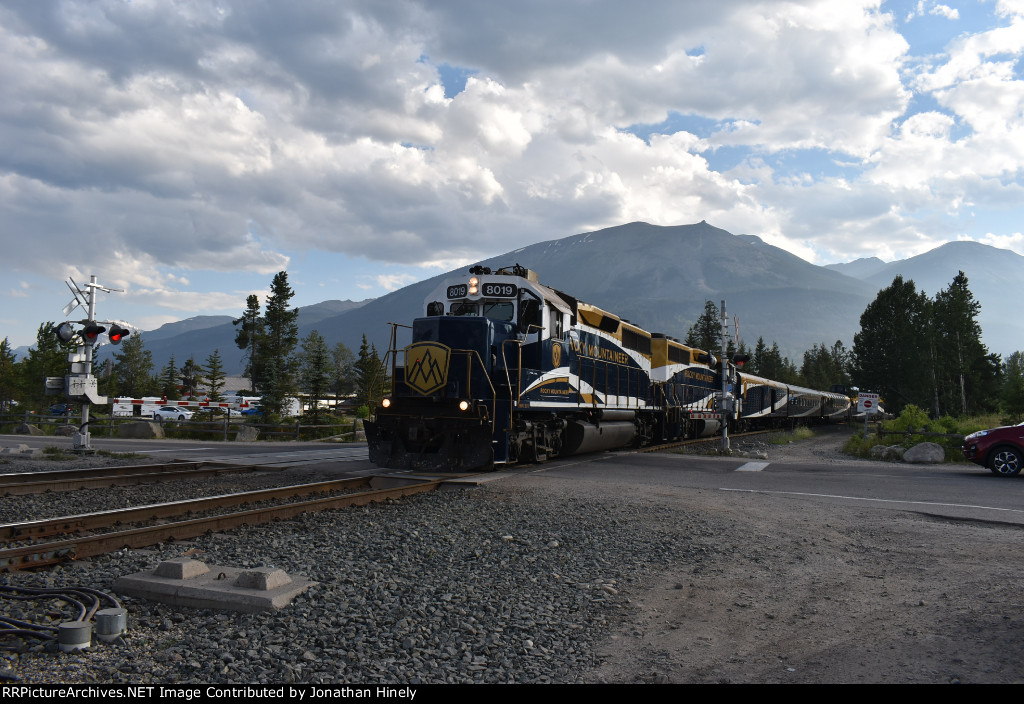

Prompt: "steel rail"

[0,478,444,570]
[0,476,376,541]
[0,463,256,496]
[641,428,777,453]
[0,462,210,485]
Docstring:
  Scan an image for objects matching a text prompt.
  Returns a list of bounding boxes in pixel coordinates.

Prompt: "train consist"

[365,265,852,471]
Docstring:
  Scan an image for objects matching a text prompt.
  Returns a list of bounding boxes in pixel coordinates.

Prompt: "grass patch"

[770,426,815,444]
[96,450,145,460]
[41,446,75,461]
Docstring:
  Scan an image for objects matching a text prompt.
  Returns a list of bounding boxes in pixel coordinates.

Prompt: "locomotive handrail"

[501,338,521,430]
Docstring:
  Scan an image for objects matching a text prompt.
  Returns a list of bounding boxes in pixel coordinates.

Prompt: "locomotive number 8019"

[365,263,852,472]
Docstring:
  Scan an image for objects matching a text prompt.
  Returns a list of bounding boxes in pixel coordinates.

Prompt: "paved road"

[5,433,1022,525]
[530,449,1024,526]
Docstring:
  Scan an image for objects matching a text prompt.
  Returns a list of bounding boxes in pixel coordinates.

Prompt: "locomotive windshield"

[449,300,515,322]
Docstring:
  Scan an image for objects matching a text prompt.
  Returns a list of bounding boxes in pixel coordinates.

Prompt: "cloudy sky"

[3,0,1024,348]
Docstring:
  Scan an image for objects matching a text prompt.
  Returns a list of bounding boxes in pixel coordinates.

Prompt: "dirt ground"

[587,430,1024,684]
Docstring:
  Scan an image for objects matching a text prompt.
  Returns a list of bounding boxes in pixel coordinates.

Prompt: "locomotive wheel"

[989,446,1023,476]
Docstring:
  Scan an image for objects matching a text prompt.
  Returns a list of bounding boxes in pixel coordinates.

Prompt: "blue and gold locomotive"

[365,264,851,471]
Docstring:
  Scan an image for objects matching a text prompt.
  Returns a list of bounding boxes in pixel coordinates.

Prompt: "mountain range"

[24,222,1023,374]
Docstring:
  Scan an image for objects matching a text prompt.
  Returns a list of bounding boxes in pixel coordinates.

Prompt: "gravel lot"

[2,431,1024,684]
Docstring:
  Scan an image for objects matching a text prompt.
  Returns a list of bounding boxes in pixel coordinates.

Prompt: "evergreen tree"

[852,276,933,414]
[355,334,386,408]
[233,294,264,393]
[684,301,720,353]
[332,342,357,397]
[160,355,180,400]
[1003,351,1024,423]
[180,356,205,399]
[0,338,17,412]
[112,334,156,398]
[204,349,226,402]
[801,340,851,391]
[751,337,768,377]
[299,330,334,421]
[260,271,300,415]
[19,323,76,409]
[932,271,999,416]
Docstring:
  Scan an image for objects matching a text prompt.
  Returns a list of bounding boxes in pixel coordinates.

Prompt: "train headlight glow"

[469,276,479,294]
[381,398,391,408]
[459,400,470,411]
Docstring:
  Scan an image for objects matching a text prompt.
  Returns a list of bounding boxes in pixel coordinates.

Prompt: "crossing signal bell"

[54,322,76,343]
[107,324,130,345]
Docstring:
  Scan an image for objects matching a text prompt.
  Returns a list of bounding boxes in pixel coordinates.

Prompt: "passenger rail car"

[365,265,852,471]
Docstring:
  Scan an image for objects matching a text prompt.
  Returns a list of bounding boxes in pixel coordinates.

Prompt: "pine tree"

[19,323,77,409]
[234,294,264,393]
[801,341,851,391]
[684,301,720,354]
[852,276,932,414]
[355,334,386,409]
[299,330,334,421]
[205,349,226,402]
[932,271,999,416]
[0,338,17,412]
[180,356,205,399]
[112,334,156,399]
[260,271,300,415]
[1003,351,1024,423]
[332,342,356,397]
[751,337,768,377]
[160,355,180,400]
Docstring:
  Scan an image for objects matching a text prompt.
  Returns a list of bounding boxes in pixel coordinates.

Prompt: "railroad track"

[641,428,779,454]
[0,474,459,570]
[0,461,258,496]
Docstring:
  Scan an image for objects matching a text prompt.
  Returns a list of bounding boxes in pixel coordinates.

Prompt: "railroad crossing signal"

[82,323,106,343]
[54,275,127,451]
[107,324,130,345]
[54,322,76,343]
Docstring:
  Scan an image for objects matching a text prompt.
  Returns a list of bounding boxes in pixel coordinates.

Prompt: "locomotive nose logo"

[404,342,451,395]
[551,342,562,368]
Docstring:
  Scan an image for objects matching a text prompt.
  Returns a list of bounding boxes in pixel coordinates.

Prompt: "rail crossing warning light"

[732,354,750,368]
[54,322,76,343]
[107,324,130,345]
[82,323,106,344]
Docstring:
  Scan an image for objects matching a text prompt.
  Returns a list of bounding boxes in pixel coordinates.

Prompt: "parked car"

[46,403,73,416]
[152,407,194,422]
[963,422,1024,475]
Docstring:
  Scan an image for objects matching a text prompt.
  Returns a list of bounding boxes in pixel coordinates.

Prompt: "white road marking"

[720,488,1024,515]
[735,461,770,472]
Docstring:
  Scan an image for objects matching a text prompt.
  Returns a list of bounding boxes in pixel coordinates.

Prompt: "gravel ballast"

[0,456,706,684]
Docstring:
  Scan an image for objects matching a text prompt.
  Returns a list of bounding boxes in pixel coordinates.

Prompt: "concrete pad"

[115,559,316,613]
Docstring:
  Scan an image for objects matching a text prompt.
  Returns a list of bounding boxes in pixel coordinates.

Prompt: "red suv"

[963,423,1024,475]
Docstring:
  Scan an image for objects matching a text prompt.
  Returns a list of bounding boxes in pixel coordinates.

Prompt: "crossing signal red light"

[82,324,106,342]
[107,324,130,345]
[732,354,750,368]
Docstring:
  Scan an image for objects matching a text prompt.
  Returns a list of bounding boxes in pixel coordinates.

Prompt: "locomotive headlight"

[381,398,392,409]
[468,277,479,295]
[459,400,470,411]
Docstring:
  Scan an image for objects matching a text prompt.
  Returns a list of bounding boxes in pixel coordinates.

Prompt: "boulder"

[883,445,906,461]
[903,442,945,464]
[868,444,906,461]
[234,425,260,442]
[116,422,165,439]
[14,423,44,436]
